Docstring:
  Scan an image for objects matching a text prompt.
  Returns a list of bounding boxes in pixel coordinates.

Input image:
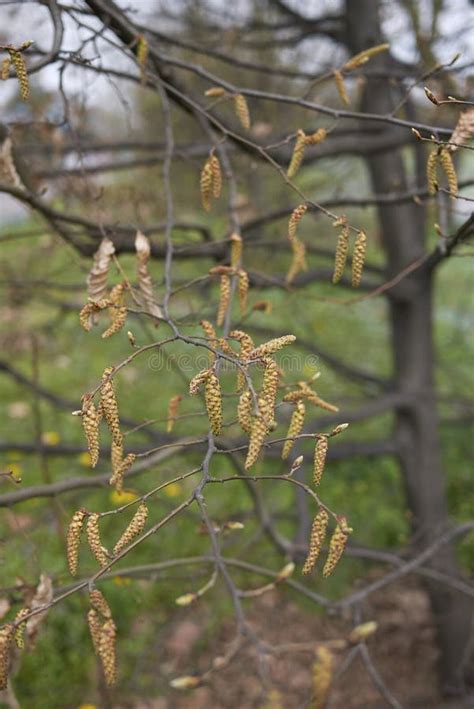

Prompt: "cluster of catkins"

[79,367,135,491]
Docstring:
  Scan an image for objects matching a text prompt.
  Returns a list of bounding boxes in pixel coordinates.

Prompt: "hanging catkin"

[0,624,14,690]
[426,149,439,195]
[351,230,366,288]
[99,618,117,686]
[66,508,87,576]
[332,221,350,284]
[288,204,307,241]
[200,157,213,211]
[9,49,29,100]
[323,520,350,577]
[439,148,458,196]
[204,372,223,435]
[286,238,307,285]
[81,397,101,467]
[210,153,222,198]
[113,503,148,556]
[237,389,252,434]
[1,58,10,81]
[281,399,306,459]
[86,513,109,567]
[333,69,349,105]
[217,274,231,326]
[313,437,328,486]
[234,93,250,129]
[237,269,249,314]
[88,608,102,655]
[229,233,243,268]
[100,367,122,444]
[166,394,182,433]
[245,395,271,469]
[287,129,307,178]
[302,508,330,575]
[312,645,335,709]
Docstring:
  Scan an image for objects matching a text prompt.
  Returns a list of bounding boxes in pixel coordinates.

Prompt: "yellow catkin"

[237,389,252,434]
[99,618,117,686]
[210,154,222,198]
[86,513,109,567]
[305,128,327,145]
[87,608,102,655]
[237,269,249,314]
[111,437,124,481]
[282,399,306,459]
[245,395,271,469]
[439,148,458,197]
[137,35,148,83]
[449,107,474,152]
[0,624,14,690]
[351,230,366,288]
[200,158,213,211]
[113,503,148,556]
[1,58,10,81]
[313,437,329,487]
[110,452,136,493]
[13,608,30,649]
[81,398,101,467]
[323,521,349,577]
[189,368,211,395]
[234,93,250,129]
[286,239,307,285]
[100,367,122,444]
[287,129,307,178]
[332,223,350,284]
[333,69,349,106]
[205,86,226,97]
[89,589,112,619]
[66,508,87,576]
[426,149,439,195]
[261,357,280,415]
[302,508,330,575]
[217,337,235,357]
[217,274,231,326]
[229,233,243,268]
[166,394,182,433]
[9,50,29,100]
[312,645,335,709]
[204,372,223,435]
[288,203,307,241]
[343,43,390,71]
[250,334,296,360]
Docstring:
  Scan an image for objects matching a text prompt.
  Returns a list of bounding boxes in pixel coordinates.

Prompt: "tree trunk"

[345,0,473,696]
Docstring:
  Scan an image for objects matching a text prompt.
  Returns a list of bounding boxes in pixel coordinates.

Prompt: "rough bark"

[345,0,473,696]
